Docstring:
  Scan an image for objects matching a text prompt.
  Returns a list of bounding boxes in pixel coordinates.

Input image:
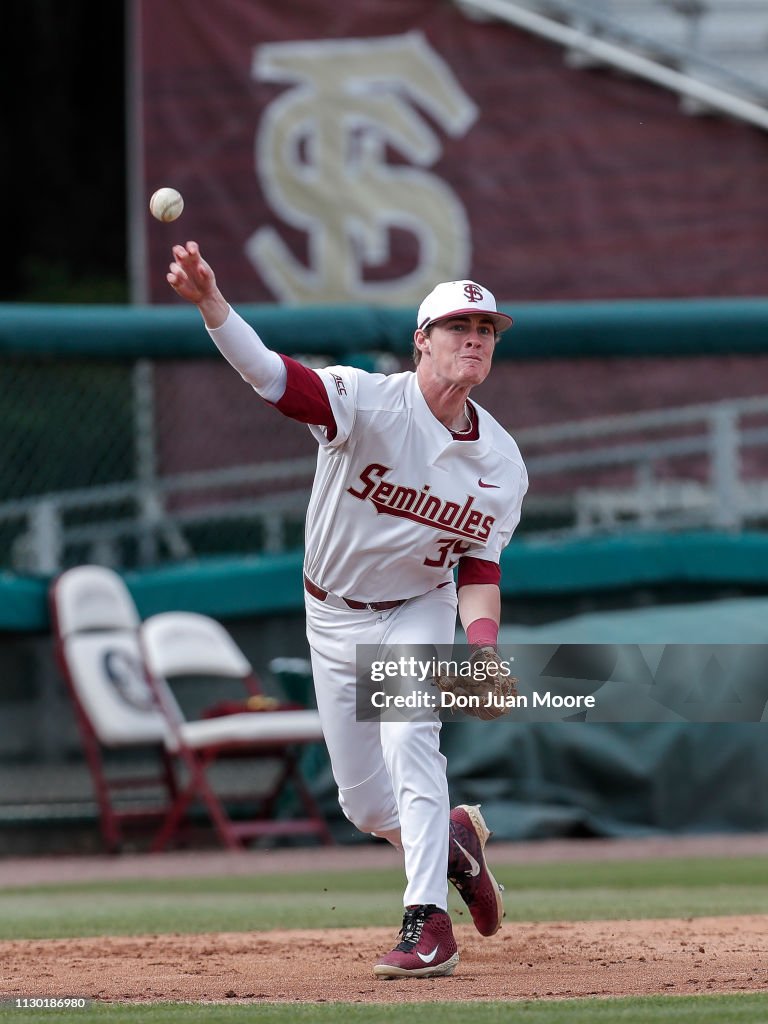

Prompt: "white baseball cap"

[417,280,513,334]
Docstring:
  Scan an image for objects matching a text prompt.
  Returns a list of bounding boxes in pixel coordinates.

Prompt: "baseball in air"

[149,187,184,223]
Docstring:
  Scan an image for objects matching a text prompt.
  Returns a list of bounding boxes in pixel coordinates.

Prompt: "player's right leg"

[372,586,460,977]
[305,596,400,838]
[304,589,462,979]
[372,904,458,978]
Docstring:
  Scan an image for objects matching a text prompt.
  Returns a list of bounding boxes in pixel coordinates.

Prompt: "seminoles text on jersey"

[347,463,495,541]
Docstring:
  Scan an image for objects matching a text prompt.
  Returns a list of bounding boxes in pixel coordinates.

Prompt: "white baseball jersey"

[301,366,528,602]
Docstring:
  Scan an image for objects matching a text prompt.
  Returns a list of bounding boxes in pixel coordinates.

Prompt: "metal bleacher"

[520,395,768,537]
[4,394,768,574]
[580,0,768,96]
[457,0,768,127]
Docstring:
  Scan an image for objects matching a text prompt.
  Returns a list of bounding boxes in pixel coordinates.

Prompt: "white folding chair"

[49,565,182,852]
[140,610,332,850]
[50,567,332,851]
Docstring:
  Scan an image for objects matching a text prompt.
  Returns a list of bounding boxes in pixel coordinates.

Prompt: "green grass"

[2,994,768,1024]
[3,857,767,1022]
[2,856,768,941]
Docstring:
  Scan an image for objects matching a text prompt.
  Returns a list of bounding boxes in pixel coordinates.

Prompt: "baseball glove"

[433,646,518,720]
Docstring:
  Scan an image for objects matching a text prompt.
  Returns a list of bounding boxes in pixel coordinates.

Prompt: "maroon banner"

[136,0,768,306]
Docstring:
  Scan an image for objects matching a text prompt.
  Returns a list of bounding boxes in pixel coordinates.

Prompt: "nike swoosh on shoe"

[452,837,481,877]
[417,945,440,964]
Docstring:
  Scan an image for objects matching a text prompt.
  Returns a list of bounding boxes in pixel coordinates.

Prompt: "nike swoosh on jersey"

[478,479,500,489]
[453,837,481,877]
[417,945,440,963]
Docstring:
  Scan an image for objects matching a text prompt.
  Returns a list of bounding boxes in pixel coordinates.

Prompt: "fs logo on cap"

[416,280,514,334]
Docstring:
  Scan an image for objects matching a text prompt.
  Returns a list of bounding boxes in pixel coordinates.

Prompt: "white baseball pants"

[305,583,457,909]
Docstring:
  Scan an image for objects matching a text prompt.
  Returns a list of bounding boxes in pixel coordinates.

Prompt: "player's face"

[419,314,497,388]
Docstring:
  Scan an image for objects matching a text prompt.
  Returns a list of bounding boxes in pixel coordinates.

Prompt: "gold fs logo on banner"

[249,31,478,304]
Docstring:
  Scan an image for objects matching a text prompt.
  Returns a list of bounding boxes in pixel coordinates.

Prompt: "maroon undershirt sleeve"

[457,556,501,589]
[271,355,337,441]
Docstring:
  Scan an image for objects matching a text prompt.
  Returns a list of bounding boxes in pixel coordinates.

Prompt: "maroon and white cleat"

[448,804,504,937]
[373,904,459,978]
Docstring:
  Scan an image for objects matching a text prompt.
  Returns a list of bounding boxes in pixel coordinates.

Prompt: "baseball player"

[166,241,528,979]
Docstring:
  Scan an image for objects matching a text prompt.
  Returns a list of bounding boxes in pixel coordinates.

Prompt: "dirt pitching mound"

[3,916,767,1004]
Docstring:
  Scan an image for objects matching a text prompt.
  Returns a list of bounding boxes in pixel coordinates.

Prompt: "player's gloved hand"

[433,646,518,720]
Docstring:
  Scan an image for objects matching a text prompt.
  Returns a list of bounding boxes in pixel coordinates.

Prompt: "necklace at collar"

[451,403,474,435]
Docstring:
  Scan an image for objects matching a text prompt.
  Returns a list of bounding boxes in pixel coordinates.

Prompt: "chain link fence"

[1,353,323,573]
[5,301,768,575]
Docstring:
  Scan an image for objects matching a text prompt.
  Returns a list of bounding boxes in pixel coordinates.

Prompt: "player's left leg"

[448,803,505,936]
